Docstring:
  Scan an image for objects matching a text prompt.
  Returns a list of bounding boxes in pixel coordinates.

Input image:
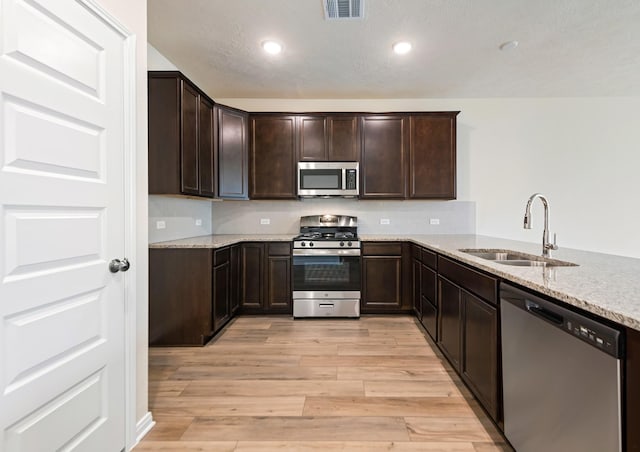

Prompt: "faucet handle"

[550,233,559,250]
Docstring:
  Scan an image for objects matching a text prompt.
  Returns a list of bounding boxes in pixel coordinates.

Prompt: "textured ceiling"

[148,0,640,99]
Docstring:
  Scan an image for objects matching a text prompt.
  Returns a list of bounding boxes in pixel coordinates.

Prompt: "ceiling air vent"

[324,0,364,20]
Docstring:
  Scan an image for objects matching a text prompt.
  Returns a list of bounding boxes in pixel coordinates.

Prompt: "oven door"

[292,249,361,292]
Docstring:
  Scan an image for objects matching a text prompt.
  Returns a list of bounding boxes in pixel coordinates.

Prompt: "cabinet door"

[250,116,297,199]
[360,115,408,198]
[218,106,249,199]
[213,261,230,332]
[438,276,461,370]
[362,256,402,311]
[181,81,200,195]
[229,244,241,315]
[298,115,327,161]
[149,248,212,346]
[266,256,291,311]
[148,74,181,194]
[198,96,215,197]
[240,243,264,310]
[412,258,422,319]
[409,114,457,199]
[328,116,359,161]
[461,291,499,421]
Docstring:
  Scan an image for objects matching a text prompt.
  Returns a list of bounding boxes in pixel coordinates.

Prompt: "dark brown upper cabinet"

[216,105,249,199]
[148,71,216,198]
[298,115,327,161]
[409,112,458,199]
[250,115,297,199]
[360,115,409,198]
[298,115,360,161]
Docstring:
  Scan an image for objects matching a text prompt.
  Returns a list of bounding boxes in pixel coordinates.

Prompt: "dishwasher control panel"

[502,284,622,359]
[566,321,618,356]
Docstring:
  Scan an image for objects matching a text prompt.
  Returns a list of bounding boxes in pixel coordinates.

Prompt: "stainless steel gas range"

[292,215,361,318]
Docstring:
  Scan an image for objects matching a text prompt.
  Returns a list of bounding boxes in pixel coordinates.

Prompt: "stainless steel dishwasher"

[500,283,623,452]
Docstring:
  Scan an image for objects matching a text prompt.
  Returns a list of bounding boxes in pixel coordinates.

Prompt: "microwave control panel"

[345,169,357,190]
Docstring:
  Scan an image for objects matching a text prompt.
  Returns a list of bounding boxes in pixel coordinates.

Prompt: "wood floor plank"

[338,366,454,381]
[337,344,437,356]
[150,396,305,416]
[364,380,467,398]
[300,355,443,368]
[134,441,237,451]
[234,441,477,451]
[181,416,411,441]
[181,379,364,397]
[303,396,478,417]
[405,416,503,442]
[170,365,337,381]
[141,415,194,441]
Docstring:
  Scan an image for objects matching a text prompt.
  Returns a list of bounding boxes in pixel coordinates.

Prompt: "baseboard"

[134,411,155,446]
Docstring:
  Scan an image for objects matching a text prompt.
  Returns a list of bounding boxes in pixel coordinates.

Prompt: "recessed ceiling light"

[499,40,519,51]
[262,40,283,55]
[393,41,412,55]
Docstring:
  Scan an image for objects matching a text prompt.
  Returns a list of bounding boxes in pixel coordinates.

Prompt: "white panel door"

[0,0,128,450]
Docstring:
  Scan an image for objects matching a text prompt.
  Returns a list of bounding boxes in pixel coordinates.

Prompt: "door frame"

[80,1,139,449]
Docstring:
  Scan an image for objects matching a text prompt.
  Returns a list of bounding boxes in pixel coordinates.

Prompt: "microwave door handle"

[342,169,346,190]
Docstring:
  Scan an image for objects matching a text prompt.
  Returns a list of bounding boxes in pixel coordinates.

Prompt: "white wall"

[219,97,640,258]
[98,0,149,439]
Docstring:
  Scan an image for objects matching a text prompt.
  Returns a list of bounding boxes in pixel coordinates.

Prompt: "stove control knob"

[301,242,306,247]
[309,242,314,247]
[348,241,352,247]
[340,241,345,247]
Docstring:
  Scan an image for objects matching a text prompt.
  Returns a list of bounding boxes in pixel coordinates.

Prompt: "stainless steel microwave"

[297,162,359,197]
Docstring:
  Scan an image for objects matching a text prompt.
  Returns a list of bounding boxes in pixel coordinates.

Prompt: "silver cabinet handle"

[109,258,130,273]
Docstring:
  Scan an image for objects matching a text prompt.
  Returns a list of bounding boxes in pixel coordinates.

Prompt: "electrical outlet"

[380,218,390,225]
[260,218,271,225]
[195,218,202,226]
[430,218,440,225]
[156,220,166,230]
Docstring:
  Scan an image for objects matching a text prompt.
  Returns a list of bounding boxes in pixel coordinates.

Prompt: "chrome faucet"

[524,193,558,257]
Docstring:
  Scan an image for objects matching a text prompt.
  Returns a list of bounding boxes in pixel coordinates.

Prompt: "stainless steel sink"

[458,249,578,267]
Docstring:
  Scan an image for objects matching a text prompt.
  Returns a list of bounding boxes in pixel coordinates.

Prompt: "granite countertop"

[149,234,297,249]
[150,233,640,331]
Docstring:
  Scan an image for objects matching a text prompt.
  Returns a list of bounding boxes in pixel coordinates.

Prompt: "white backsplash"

[211,199,475,235]
[149,195,213,243]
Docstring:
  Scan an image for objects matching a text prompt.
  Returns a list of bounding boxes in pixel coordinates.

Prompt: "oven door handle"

[293,249,361,256]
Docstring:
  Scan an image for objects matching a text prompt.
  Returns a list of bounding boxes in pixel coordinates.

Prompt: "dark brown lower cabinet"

[627,327,640,452]
[420,264,437,340]
[437,270,499,423]
[229,244,241,315]
[212,248,231,332]
[240,242,292,314]
[412,257,422,319]
[461,291,499,421]
[438,276,462,368]
[149,248,213,346]
[361,242,411,313]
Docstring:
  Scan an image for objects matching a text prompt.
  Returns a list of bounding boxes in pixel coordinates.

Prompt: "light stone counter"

[362,234,640,331]
[149,234,297,249]
[149,233,640,331]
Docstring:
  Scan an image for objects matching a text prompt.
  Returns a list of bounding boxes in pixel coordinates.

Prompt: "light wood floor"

[136,315,512,451]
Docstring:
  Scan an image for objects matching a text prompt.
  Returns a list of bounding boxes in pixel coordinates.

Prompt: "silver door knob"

[109,258,130,273]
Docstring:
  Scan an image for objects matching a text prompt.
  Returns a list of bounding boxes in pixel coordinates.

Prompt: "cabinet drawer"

[214,247,230,266]
[268,242,291,256]
[438,256,497,304]
[411,244,422,260]
[421,265,437,303]
[421,248,437,270]
[362,242,402,256]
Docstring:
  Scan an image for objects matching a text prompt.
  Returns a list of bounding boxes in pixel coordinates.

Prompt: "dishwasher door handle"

[526,300,564,325]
